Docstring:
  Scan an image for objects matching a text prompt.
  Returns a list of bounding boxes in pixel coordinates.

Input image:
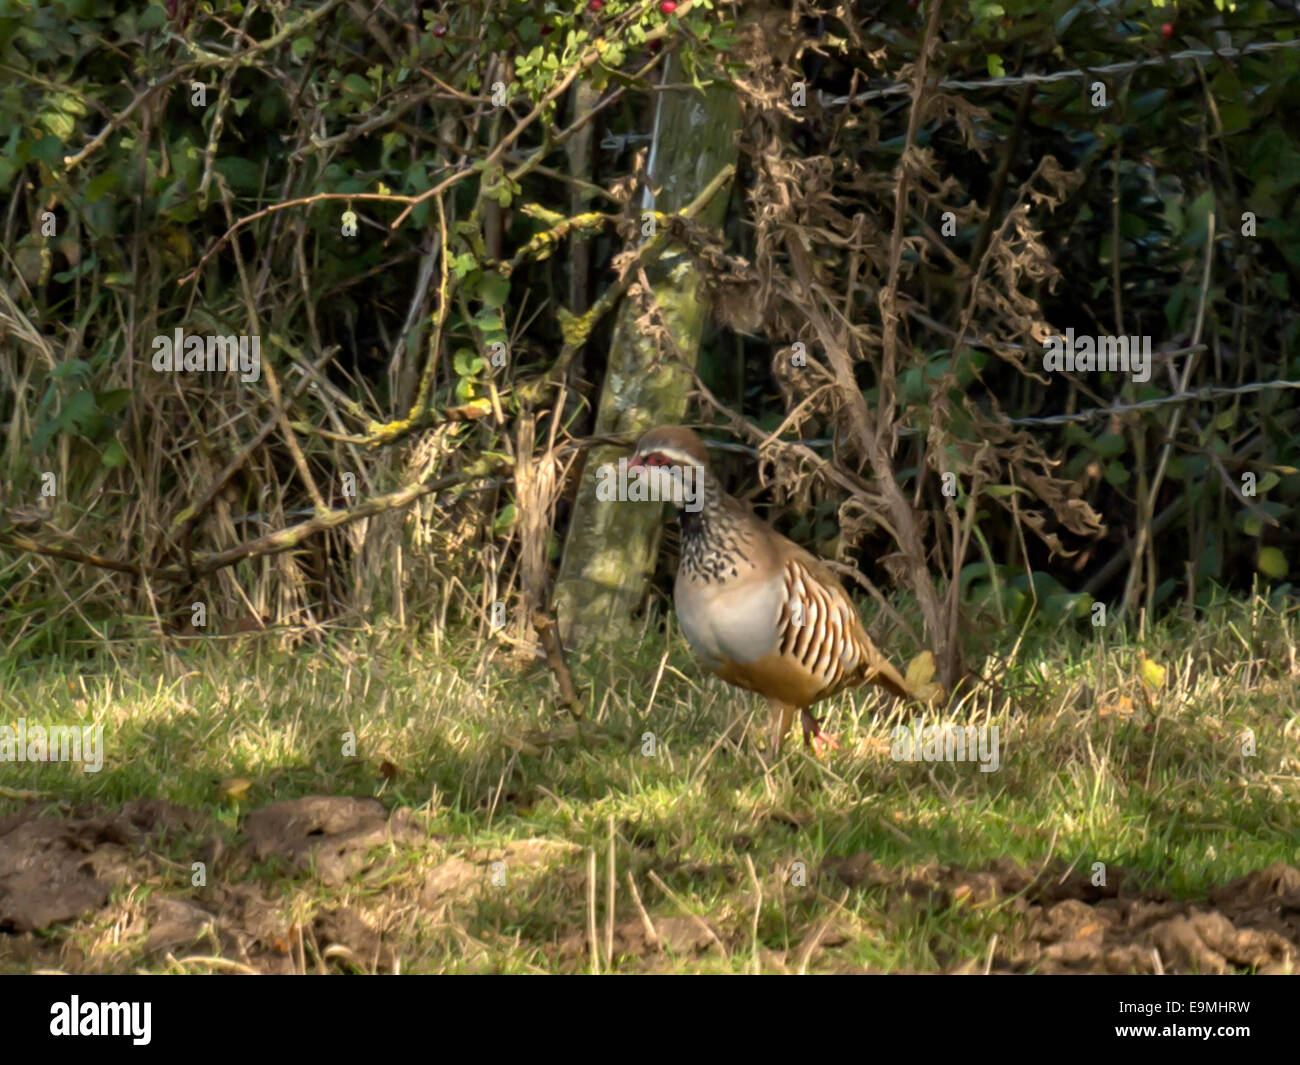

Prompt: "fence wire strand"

[1004,379,1300,427]
[822,39,1300,106]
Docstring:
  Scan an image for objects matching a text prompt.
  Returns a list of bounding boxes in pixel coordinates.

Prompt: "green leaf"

[1091,432,1126,459]
[453,348,484,376]
[479,273,511,309]
[341,74,372,97]
[101,439,127,468]
[1257,547,1287,579]
[95,389,132,415]
[86,171,120,201]
[52,359,91,382]
[52,255,98,282]
[472,308,505,333]
[31,134,62,167]
[59,389,101,437]
[39,108,76,142]
[493,502,517,536]
[214,156,263,192]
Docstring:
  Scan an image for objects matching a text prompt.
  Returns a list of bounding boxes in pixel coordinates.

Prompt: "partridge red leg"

[801,708,839,755]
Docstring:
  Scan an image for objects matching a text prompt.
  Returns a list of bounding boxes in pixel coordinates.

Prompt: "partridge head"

[630,425,911,754]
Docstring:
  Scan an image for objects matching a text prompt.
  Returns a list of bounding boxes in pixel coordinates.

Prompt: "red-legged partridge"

[628,425,911,754]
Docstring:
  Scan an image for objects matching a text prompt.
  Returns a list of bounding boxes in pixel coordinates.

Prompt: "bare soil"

[2,797,1296,973]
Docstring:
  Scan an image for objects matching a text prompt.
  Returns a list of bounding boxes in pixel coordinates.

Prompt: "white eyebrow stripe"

[638,447,702,466]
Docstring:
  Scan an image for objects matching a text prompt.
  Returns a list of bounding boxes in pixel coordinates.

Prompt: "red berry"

[588,0,604,10]
[1160,22,1174,38]
[541,25,552,35]
[432,23,446,37]
[660,0,677,13]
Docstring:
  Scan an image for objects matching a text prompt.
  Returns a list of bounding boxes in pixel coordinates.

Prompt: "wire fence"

[1003,379,1300,427]
[696,379,1300,455]
[822,39,1300,106]
[822,36,1300,432]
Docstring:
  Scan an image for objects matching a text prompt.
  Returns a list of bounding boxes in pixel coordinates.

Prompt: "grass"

[0,592,1297,973]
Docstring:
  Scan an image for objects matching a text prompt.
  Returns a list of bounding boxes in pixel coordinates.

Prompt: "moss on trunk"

[554,66,740,644]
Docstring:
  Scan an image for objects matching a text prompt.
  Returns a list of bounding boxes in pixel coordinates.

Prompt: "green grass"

[0,593,1297,973]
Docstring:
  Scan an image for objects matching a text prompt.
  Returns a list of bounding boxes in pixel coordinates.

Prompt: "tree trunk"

[554,60,740,644]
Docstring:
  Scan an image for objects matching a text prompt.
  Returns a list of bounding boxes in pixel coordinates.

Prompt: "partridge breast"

[673,565,785,674]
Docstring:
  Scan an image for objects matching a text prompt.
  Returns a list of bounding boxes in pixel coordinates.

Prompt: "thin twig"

[1121,211,1215,618]
[647,870,726,956]
[625,871,659,948]
[587,848,600,975]
[180,191,427,286]
[605,815,616,972]
[174,344,345,546]
[744,854,762,975]
[3,469,508,584]
[878,0,945,426]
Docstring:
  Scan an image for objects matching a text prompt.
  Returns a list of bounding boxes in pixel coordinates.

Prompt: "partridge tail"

[866,657,911,700]
[858,639,912,701]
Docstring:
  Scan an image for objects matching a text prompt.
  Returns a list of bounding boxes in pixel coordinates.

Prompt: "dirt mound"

[421,837,582,908]
[0,797,417,973]
[0,799,198,933]
[243,795,424,885]
[824,853,1300,973]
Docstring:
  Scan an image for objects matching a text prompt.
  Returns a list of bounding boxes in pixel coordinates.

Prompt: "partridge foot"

[801,710,839,755]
